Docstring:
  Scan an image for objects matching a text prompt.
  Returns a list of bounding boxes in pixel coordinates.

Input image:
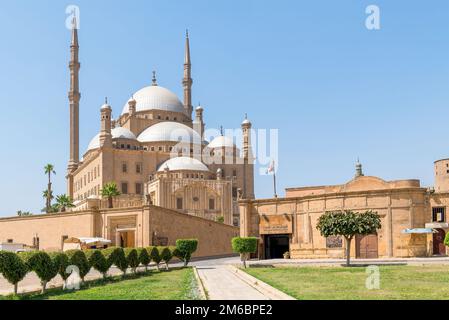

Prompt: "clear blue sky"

[0,0,448,216]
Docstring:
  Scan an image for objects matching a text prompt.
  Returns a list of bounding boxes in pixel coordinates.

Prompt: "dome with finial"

[86,127,137,152]
[242,113,251,126]
[101,97,111,110]
[121,81,185,115]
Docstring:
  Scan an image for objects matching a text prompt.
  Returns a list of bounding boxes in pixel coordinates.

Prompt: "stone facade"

[240,162,449,260]
[0,204,238,258]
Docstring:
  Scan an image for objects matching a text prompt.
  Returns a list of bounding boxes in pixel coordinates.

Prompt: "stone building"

[65,21,255,227]
[240,161,449,260]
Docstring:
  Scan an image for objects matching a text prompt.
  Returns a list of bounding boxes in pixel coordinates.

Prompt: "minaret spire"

[183,30,193,119]
[67,14,80,175]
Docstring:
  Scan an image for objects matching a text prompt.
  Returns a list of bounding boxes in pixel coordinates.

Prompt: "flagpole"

[273,160,277,198]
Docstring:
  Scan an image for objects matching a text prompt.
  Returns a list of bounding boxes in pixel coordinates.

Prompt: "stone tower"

[66,16,81,199]
[67,16,80,173]
[183,30,193,119]
[242,115,255,199]
[100,99,112,148]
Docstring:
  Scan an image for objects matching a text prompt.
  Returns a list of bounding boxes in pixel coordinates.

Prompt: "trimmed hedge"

[102,247,128,275]
[18,251,58,293]
[48,252,70,282]
[85,249,109,279]
[176,239,198,266]
[146,246,161,270]
[0,238,200,296]
[231,237,258,268]
[158,247,173,270]
[124,248,139,274]
[0,251,28,295]
[65,250,90,282]
[136,248,150,270]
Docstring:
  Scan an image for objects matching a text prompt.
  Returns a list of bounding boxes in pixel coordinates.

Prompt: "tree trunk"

[41,281,47,294]
[243,258,247,269]
[108,197,113,209]
[165,263,169,271]
[345,237,352,267]
[14,283,18,295]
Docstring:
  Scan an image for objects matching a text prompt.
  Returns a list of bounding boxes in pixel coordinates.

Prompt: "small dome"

[101,103,111,110]
[86,127,137,152]
[121,86,185,115]
[242,118,251,126]
[158,157,210,172]
[137,122,201,143]
[208,136,236,149]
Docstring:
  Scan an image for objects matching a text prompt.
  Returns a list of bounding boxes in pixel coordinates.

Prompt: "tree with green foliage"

[146,246,161,270]
[16,210,32,217]
[55,194,75,213]
[44,164,56,213]
[85,249,109,279]
[216,216,225,224]
[316,210,381,266]
[102,247,128,276]
[231,237,258,268]
[18,251,58,294]
[0,251,28,295]
[101,182,121,208]
[136,248,150,271]
[48,252,70,287]
[158,247,173,270]
[175,239,198,267]
[124,248,139,274]
[65,250,90,282]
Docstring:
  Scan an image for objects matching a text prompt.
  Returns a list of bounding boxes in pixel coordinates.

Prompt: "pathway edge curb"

[227,265,296,300]
[193,267,208,300]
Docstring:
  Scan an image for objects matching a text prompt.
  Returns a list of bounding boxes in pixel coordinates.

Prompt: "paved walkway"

[196,265,269,300]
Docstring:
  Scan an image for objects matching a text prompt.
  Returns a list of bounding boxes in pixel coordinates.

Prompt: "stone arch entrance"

[433,228,446,255]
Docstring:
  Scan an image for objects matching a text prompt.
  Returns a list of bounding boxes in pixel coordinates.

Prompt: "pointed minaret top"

[184,30,191,65]
[152,71,158,86]
[71,17,79,47]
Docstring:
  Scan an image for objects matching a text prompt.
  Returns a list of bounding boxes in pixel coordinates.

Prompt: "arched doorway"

[356,233,378,259]
[433,229,446,255]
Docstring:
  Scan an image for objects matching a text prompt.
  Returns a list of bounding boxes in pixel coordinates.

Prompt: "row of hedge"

[0,239,198,295]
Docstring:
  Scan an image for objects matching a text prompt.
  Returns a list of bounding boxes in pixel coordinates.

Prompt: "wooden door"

[433,229,446,255]
[356,234,378,259]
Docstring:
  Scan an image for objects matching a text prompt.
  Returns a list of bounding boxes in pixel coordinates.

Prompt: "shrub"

[65,250,90,282]
[176,239,198,267]
[158,247,173,270]
[146,246,161,270]
[85,249,109,279]
[102,247,128,275]
[136,248,150,271]
[18,251,58,293]
[48,252,70,285]
[169,246,182,260]
[231,237,258,268]
[124,248,139,274]
[0,251,28,295]
[444,232,449,248]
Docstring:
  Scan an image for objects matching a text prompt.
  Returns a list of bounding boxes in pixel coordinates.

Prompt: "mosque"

[65,21,255,228]
[1,19,449,261]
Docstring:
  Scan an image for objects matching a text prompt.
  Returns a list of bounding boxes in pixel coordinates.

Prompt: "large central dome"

[121,85,185,115]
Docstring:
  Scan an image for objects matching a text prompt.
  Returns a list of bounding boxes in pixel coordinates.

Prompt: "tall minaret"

[183,30,193,119]
[67,16,80,174]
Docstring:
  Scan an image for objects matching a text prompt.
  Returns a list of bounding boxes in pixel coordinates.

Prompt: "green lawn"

[3,267,201,300]
[245,265,449,300]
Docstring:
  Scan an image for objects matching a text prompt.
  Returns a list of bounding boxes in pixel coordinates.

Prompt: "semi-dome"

[121,86,185,115]
[158,157,210,172]
[137,122,201,143]
[86,127,137,151]
[208,136,236,149]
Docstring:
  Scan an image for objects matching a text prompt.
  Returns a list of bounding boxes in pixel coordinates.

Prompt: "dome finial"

[152,71,158,86]
[105,97,108,104]
[355,158,364,178]
[220,126,224,136]
[186,29,189,38]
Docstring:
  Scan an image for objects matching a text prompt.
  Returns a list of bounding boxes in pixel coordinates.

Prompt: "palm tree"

[101,182,121,208]
[17,210,32,217]
[42,190,54,205]
[55,194,75,213]
[44,164,56,212]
